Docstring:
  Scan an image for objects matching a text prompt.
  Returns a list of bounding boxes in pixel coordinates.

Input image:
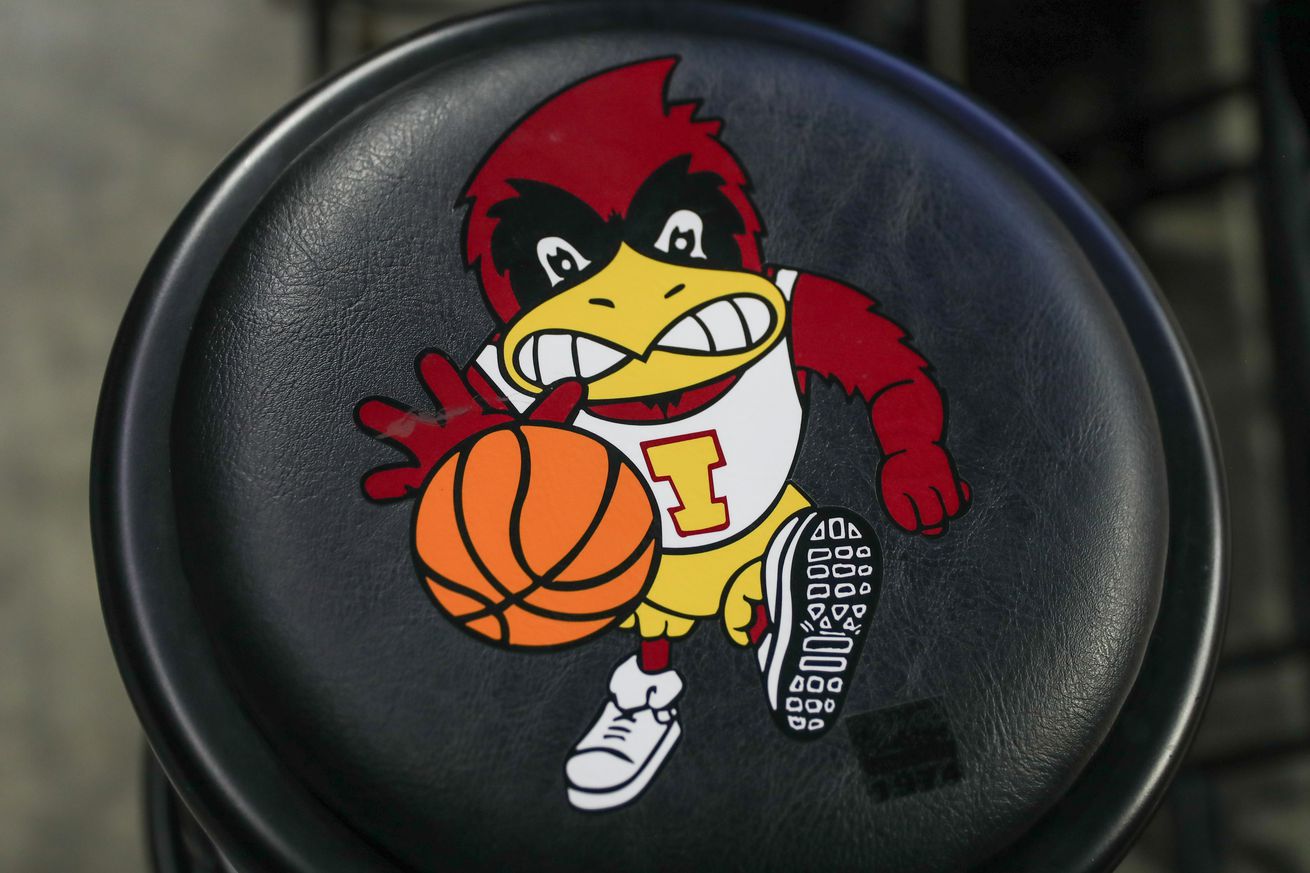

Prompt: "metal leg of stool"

[145,749,233,873]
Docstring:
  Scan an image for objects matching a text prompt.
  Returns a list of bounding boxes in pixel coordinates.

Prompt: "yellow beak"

[500,245,787,402]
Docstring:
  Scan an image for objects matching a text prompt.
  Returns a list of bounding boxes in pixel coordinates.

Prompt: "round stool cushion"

[94,4,1225,872]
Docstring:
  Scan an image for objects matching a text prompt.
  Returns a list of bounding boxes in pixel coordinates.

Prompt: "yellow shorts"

[620,484,811,642]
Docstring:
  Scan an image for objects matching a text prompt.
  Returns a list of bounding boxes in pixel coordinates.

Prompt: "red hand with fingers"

[879,445,971,537]
[788,270,971,536]
[355,350,585,502]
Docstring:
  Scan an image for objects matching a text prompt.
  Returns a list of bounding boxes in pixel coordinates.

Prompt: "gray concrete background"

[1,0,1306,871]
[1,1,298,868]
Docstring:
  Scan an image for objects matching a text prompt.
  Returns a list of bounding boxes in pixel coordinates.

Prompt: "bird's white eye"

[654,209,706,259]
[537,236,591,287]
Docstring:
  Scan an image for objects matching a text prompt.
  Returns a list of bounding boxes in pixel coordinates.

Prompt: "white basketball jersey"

[475,269,804,553]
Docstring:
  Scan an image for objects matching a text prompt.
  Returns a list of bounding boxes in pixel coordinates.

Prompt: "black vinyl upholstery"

[94,4,1224,871]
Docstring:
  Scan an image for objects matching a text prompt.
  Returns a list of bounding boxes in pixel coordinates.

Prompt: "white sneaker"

[757,508,881,739]
[565,655,684,812]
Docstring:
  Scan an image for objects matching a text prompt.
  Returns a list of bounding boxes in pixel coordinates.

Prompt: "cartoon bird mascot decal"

[355,58,969,811]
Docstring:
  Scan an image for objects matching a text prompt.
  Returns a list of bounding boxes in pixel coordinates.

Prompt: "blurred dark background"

[2,0,1308,870]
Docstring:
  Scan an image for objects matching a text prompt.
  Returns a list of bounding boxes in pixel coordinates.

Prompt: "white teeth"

[575,336,627,378]
[655,295,774,354]
[658,316,713,352]
[516,335,538,383]
[515,294,775,387]
[696,300,749,351]
[733,297,773,344]
[536,332,575,385]
[516,333,630,386]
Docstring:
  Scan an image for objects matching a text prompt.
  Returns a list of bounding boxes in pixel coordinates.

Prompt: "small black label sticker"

[846,697,963,803]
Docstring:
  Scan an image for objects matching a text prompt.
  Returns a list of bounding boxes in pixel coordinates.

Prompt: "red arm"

[354,349,584,503]
[789,271,969,535]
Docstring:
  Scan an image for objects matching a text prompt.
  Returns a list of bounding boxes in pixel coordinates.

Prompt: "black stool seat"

[93,3,1226,871]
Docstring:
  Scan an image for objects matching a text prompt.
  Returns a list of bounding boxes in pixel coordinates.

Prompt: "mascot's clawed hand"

[354,350,584,501]
[788,270,969,536]
[879,445,971,536]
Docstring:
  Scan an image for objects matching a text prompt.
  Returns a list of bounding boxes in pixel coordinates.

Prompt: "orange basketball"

[413,424,659,648]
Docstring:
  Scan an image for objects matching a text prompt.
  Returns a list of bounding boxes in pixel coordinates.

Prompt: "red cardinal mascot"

[356,58,969,811]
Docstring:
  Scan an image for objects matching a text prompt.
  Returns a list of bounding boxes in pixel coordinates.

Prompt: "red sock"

[639,637,670,673]
[747,602,770,645]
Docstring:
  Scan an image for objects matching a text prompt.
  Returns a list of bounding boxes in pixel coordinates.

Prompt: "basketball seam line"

[442,428,656,630]
[450,444,512,642]
[538,447,620,584]
[453,529,659,623]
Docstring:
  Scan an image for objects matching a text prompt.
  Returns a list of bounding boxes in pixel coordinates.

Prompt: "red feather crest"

[462,57,764,321]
